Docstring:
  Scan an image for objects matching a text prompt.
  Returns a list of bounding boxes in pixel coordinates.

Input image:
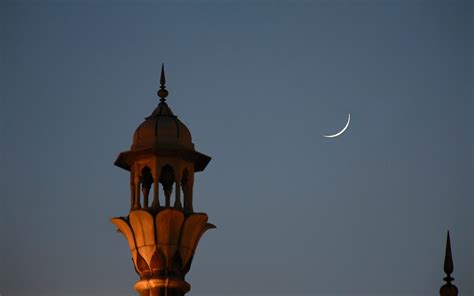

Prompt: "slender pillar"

[141,168,154,209]
[183,172,194,213]
[141,183,150,209]
[174,177,182,209]
[151,176,160,208]
[163,182,172,207]
[134,171,141,209]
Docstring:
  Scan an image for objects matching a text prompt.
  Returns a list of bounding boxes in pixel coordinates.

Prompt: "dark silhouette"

[440,231,458,296]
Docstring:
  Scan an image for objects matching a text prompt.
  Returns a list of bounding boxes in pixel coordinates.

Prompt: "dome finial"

[157,63,169,103]
[440,230,458,296]
[443,230,454,281]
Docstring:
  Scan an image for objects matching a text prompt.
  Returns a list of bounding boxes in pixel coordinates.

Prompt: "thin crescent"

[323,113,351,138]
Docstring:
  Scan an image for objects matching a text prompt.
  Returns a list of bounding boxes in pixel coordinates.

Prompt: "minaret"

[111,64,214,296]
[439,231,458,296]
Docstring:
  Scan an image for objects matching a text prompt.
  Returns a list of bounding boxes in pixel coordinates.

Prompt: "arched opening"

[181,169,193,212]
[140,166,154,209]
[159,165,175,207]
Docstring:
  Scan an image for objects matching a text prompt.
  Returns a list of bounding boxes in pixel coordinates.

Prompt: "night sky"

[1,1,472,296]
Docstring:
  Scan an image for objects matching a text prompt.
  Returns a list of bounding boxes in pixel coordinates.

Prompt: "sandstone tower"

[111,65,214,296]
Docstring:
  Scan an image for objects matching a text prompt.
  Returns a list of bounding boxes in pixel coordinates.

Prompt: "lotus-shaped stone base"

[111,208,215,295]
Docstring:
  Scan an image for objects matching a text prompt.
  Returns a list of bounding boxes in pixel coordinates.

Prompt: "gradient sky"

[1,1,472,296]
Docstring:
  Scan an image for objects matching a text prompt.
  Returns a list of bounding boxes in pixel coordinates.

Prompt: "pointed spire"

[440,230,458,296]
[160,63,166,86]
[157,63,169,103]
[444,230,454,279]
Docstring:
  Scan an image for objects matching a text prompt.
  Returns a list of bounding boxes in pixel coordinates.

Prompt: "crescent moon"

[323,113,351,138]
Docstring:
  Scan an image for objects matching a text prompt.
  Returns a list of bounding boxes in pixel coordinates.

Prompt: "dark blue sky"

[1,1,472,296]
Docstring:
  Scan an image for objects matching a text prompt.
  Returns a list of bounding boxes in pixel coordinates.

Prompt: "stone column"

[135,278,189,296]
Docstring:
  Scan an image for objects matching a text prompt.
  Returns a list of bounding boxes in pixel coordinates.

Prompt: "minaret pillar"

[111,64,213,296]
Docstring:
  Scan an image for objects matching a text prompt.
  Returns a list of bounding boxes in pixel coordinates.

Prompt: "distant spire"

[440,230,458,296]
[444,231,454,280]
[157,63,169,103]
[160,63,166,85]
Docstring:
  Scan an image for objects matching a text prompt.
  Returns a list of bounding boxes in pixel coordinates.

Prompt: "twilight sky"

[1,1,472,296]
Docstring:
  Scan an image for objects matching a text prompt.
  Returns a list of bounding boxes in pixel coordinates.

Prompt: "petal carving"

[179,214,213,267]
[110,217,136,251]
[182,223,216,273]
[130,210,156,266]
[136,251,151,277]
[111,217,140,273]
[150,249,166,275]
[156,209,185,266]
